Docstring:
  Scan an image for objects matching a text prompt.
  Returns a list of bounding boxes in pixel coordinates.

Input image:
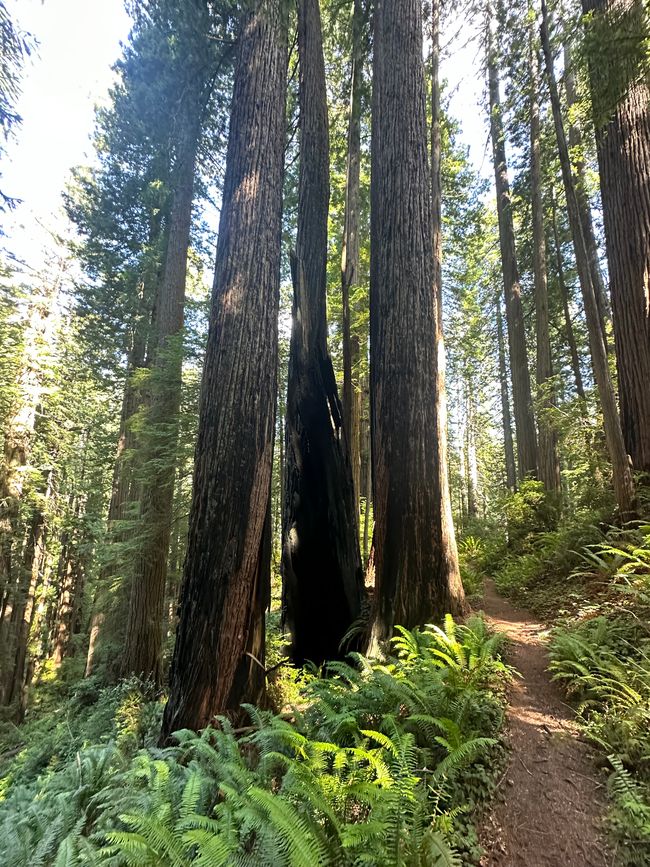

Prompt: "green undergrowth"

[0,615,509,866]
[462,482,650,864]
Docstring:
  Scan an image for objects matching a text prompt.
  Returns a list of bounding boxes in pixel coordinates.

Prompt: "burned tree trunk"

[282,0,364,666]
[160,0,287,740]
[369,0,465,644]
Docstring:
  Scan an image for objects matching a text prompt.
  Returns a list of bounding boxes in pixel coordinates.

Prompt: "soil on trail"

[478,580,611,867]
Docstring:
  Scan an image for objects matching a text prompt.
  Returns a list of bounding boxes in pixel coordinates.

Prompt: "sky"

[1,1,489,273]
[2,0,132,269]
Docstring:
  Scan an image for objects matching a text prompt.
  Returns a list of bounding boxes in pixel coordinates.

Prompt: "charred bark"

[282,0,364,666]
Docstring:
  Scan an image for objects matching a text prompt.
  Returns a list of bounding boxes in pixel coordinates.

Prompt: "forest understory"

[2,0,650,863]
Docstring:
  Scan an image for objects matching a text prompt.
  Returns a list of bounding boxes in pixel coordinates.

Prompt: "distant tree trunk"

[496,290,517,490]
[563,42,610,348]
[369,0,465,644]
[282,0,364,666]
[487,16,538,481]
[530,31,561,496]
[466,388,479,519]
[431,0,462,600]
[341,0,364,512]
[550,192,586,400]
[159,0,286,740]
[541,0,636,515]
[582,0,650,477]
[122,81,203,684]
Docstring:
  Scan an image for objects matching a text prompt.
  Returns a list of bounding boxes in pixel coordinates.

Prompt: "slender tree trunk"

[541,0,635,515]
[122,82,203,683]
[431,0,462,599]
[282,0,364,666]
[496,290,517,490]
[487,14,538,480]
[550,192,586,400]
[341,0,364,511]
[466,387,479,519]
[160,0,287,740]
[564,42,611,348]
[530,29,561,496]
[582,0,650,477]
[370,0,465,644]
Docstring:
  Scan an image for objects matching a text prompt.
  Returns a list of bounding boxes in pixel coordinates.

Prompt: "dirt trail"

[478,580,611,866]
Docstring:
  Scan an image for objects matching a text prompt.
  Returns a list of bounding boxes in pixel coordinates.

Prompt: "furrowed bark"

[487,13,538,481]
[369,0,465,644]
[282,0,364,666]
[160,0,286,740]
[541,0,636,515]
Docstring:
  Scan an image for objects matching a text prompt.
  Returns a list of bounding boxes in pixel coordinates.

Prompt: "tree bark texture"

[121,78,203,684]
[341,0,364,511]
[530,33,561,495]
[369,0,465,643]
[550,192,587,400]
[541,0,636,515]
[582,0,650,477]
[160,0,286,740]
[431,0,462,608]
[564,43,611,348]
[496,290,518,490]
[282,0,364,666]
[487,19,538,481]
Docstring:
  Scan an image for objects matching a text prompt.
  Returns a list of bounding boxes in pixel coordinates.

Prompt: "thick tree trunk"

[121,83,203,684]
[369,0,465,644]
[487,17,538,481]
[341,0,364,512]
[431,0,462,600]
[282,0,364,666]
[530,33,561,496]
[496,290,517,490]
[582,0,650,477]
[541,0,636,515]
[564,42,611,349]
[550,192,586,400]
[159,0,286,740]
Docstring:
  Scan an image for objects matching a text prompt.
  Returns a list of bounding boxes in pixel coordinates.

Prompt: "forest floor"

[478,580,612,867]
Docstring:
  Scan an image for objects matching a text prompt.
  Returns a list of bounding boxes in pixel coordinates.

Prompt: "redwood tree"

[369,0,465,643]
[282,0,364,666]
[160,0,287,739]
[582,0,650,477]
[486,12,538,481]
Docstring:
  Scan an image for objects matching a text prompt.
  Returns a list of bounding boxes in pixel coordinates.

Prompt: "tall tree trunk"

[431,0,462,600]
[550,191,586,400]
[530,29,561,496]
[496,290,517,490]
[121,82,203,683]
[341,0,364,511]
[540,0,636,515]
[369,0,465,644]
[564,42,611,348]
[160,0,287,740]
[487,14,538,481]
[282,0,364,666]
[582,0,650,477]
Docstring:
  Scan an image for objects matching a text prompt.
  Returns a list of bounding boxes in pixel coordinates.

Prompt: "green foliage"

[0,618,508,866]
